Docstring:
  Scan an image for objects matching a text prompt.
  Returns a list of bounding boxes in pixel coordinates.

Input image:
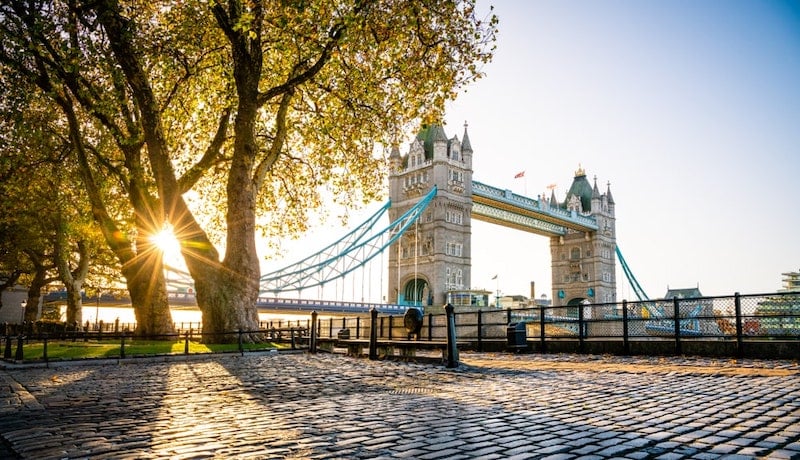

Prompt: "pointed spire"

[549,189,559,208]
[606,181,615,204]
[461,120,473,152]
[432,124,448,143]
[389,144,401,159]
[592,175,601,198]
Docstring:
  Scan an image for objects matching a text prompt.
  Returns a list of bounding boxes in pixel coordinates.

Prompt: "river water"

[68,305,312,328]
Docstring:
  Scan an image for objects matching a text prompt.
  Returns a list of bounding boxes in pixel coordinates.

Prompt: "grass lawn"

[15,339,289,361]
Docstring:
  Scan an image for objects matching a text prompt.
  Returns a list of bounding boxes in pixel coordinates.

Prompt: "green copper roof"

[416,124,448,159]
[564,169,593,212]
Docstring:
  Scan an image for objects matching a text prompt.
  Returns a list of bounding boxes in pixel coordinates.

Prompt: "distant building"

[499,295,528,309]
[780,270,800,293]
[0,285,31,324]
[446,289,491,308]
[756,270,800,335]
[663,286,702,299]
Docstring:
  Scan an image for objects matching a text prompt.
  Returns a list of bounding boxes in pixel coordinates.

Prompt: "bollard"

[444,303,458,368]
[4,335,11,359]
[310,311,318,353]
[184,331,190,355]
[15,335,24,361]
[368,307,378,360]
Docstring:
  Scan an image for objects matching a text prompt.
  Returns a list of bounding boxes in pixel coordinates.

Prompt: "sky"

[267,0,800,303]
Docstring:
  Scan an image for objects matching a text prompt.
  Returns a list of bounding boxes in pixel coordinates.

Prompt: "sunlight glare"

[151,226,182,262]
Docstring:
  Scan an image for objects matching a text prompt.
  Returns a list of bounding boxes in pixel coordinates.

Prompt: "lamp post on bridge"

[19,300,26,325]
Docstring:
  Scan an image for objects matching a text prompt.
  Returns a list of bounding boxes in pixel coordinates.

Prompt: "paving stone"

[1,352,799,459]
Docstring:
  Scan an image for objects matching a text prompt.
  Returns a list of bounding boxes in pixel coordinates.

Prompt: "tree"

[0,76,118,326]
[2,0,497,341]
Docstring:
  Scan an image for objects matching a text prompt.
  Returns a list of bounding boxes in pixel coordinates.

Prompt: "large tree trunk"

[25,267,48,324]
[123,258,172,336]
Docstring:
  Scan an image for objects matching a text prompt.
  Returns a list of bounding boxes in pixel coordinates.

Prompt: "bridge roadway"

[1,352,799,459]
[48,292,414,315]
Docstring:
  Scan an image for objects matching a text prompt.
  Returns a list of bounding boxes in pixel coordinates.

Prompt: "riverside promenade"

[1,352,799,459]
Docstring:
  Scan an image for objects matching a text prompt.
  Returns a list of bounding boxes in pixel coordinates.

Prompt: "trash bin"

[403,307,424,339]
[507,322,527,350]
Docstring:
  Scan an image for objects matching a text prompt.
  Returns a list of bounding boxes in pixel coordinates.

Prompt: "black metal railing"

[2,326,310,364]
[6,292,798,363]
[311,292,800,358]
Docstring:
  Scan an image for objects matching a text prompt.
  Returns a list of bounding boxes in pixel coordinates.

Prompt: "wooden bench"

[319,338,469,360]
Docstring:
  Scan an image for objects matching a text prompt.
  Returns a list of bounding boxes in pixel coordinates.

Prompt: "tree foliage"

[1,0,497,339]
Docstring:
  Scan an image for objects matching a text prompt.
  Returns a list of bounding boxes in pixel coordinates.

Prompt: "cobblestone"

[0,351,799,459]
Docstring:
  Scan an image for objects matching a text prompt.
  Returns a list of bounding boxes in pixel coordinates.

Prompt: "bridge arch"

[401,277,430,307]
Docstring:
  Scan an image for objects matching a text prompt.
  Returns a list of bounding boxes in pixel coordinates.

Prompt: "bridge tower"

[550,167,617,308]
[387,123,473,308]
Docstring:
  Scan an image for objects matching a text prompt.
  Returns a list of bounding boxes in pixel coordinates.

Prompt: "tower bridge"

[387,123,616,310]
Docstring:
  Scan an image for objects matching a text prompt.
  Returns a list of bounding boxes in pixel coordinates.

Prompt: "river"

[67,305,313,329]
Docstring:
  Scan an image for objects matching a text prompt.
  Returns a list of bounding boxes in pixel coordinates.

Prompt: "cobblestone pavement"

[1,352,800,459]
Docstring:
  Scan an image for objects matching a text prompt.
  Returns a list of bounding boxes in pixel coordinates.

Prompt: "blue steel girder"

[471,181,598,236]
[259,186,438,294]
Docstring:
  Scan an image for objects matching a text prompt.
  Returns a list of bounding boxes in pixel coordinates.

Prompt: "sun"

[150,226,182,262]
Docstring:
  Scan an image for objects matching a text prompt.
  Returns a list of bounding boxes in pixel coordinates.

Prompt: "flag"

[547,183,557,190]
[491,274,498,280]
[514,171,525,179]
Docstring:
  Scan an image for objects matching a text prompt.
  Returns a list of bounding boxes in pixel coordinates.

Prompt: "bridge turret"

[551,166,617,307]
[389,144,402,173]
[591,176,602,213]
[461,122,473,169]
[388,123,473,310]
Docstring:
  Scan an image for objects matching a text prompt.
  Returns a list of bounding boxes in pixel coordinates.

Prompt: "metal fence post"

[369,307,378,360]
[4,335,11,359]
[477,310,483,352]
[427,313,433,341]
[185,331,190,355]
[120,332,126,359]
[356,317,361,339]
[622,300,630,355]
[310,311,318,353]
[388,315,393,340]
[15,335,24,361]
[445,303,458,368]
[734,292,743,359]
[539,304,546,353]
[673,297,682,355]
[578,302,585,352]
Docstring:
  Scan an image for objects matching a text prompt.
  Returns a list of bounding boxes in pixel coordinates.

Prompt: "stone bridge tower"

[550,166,617,309]
[387,123,473,308]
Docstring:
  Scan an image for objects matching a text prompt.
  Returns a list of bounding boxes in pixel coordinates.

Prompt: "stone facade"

[387,124,473,307]
[549,168,617,309]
